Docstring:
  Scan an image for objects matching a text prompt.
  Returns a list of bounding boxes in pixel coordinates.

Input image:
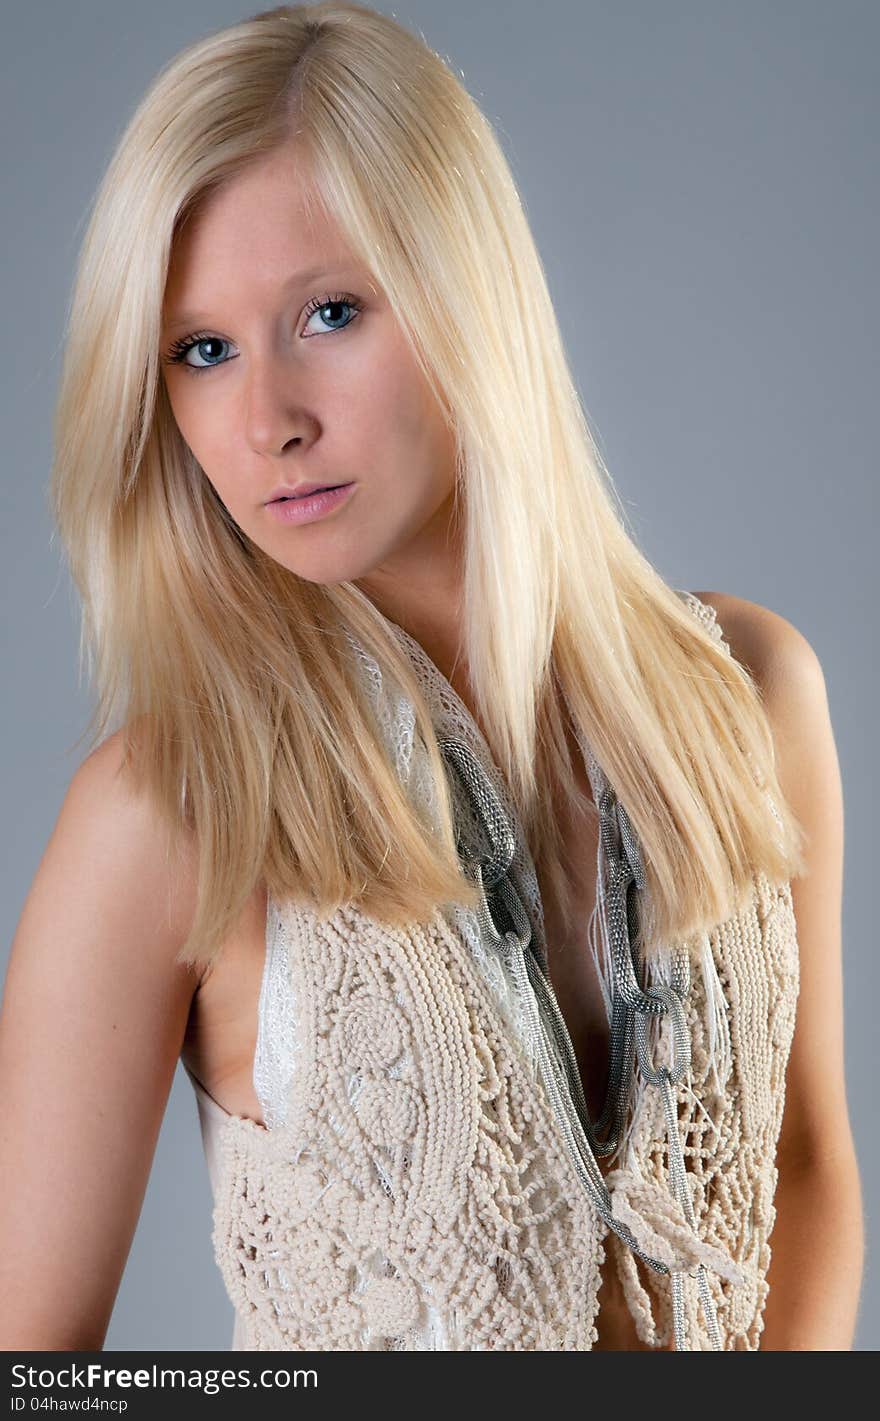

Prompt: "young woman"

[0,2,863,1351]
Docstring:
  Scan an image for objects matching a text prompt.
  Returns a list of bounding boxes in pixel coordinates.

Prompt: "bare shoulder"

[689,588,833,864]
[68,726,200,946]
[689,589,826,722]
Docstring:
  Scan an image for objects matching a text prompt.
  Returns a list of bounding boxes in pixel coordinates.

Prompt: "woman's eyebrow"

[162,262,361,332]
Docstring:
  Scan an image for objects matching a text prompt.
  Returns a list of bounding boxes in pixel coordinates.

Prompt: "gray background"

[1,0,876,1350]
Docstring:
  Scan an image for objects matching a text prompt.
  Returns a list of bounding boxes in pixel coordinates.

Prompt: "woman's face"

[160,141,458,594]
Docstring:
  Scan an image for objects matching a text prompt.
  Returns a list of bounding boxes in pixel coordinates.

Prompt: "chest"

[533,769,612,1130]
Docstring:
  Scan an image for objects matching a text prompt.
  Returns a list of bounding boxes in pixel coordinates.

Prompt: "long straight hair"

[49,2,808,971]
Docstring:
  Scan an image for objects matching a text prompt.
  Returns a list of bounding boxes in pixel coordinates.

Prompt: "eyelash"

[162,291,363,373]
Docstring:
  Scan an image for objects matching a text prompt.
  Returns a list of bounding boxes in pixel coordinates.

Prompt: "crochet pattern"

[214,901,605,1349]
[203,592,800,1350]
[604,867,798,1348]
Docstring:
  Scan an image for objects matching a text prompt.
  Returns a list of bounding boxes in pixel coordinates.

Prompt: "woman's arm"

[698,593,864,1350]
[0,731,201,1350]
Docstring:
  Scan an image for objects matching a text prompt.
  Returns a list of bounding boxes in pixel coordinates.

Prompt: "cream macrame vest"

[207,591,799,1350]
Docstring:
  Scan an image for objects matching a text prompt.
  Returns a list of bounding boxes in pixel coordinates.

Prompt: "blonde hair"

[49,1,807,972]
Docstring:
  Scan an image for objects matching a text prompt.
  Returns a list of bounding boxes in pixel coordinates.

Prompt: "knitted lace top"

[186,591,799,1350]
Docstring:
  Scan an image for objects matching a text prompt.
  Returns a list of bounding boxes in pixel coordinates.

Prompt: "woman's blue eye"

[163,293,362,373]
[169,335,232,372]
[302,295,361,335]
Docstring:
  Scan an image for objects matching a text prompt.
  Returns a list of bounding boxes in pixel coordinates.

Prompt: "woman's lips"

[265,481,356,524]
